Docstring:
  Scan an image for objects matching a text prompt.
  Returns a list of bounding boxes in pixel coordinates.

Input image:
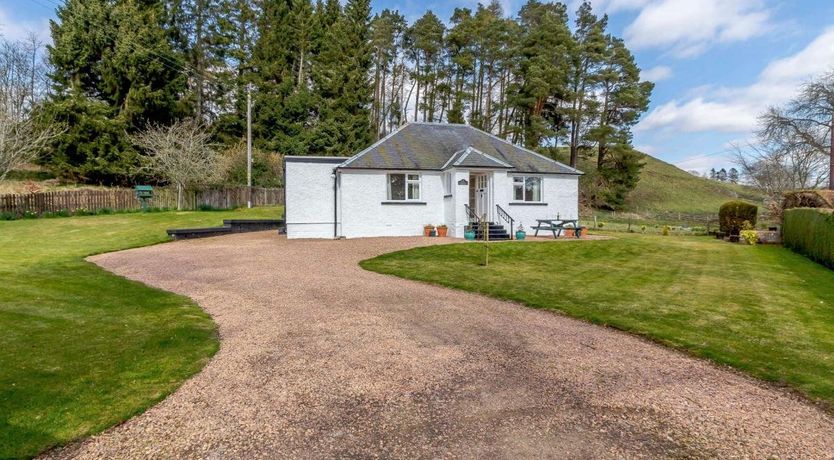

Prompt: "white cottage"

[284,122,582,239]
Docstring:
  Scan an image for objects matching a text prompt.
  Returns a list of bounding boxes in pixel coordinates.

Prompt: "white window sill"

[381,201,427,205]
[508,201,547,206]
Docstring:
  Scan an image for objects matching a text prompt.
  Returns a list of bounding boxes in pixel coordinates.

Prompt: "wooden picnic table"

[532,219,583,238]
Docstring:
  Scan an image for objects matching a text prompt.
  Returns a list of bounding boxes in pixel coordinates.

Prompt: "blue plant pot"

[464,230,476,240]
[515,231,526,240]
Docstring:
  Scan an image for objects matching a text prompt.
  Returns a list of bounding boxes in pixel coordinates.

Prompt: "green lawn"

[361,234,834,407]
[0,207,282,459]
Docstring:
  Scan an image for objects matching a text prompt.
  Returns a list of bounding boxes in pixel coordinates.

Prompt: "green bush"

[740,230,758,245]
[783,208,834,268]
[719,201,758,235]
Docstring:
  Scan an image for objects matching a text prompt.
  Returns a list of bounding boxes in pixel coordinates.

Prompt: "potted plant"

[437,224,448,237]
[515,224,526,240]
[423,224,434,237]
[464,225,476,240]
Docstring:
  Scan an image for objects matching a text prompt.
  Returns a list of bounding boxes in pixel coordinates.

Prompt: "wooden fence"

[0,186,284,216]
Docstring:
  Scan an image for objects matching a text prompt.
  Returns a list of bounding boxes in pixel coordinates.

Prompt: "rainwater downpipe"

[333,167,339,240]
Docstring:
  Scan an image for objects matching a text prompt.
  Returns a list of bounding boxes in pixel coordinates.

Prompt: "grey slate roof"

[443,147,513,169]
[338,123,581,174]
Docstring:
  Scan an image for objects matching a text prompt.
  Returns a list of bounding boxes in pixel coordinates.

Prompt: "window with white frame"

[443,172,452,195]
[388,173,421,200]
[512,176,542,202]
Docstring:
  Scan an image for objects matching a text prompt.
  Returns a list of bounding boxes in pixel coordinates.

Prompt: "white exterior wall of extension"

[284,158,344,239]
[338,169,446,238]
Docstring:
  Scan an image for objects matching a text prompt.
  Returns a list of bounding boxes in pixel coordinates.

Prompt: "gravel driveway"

[47,233,833,459]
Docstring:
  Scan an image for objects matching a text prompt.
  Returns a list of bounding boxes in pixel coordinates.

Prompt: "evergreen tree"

[717,168,728,182]
[514,0,572,148]
[311,0,372,156]
[252,0,315,156]
[407,11,445,122]
[44,0,187,184]
[587,36,652,169]
[445,8,475,125]
[211,0,259,143]
[370,9,407,137]
[709,167,717,180]
[728,167,739,183]
[565,1,607,167]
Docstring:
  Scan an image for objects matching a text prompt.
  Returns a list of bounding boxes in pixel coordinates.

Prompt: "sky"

[5,0,834,173]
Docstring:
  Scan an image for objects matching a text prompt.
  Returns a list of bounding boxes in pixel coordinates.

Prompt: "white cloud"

[641,65,673,82]
[624,0,771,58]
[583,0,771,58]
[637,26,834,134]
[673,151,736,174]
[0,6,51,43]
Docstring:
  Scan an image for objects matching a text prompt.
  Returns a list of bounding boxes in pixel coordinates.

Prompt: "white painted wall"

[493,172,579,233]
[339,170,445,238]
[285,158,343,239]
[286,158,579,239]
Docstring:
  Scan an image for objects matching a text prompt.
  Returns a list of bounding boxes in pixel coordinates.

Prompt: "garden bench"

[533,219,585,238]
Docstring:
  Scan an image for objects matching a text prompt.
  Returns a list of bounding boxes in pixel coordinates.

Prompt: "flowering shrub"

[740,230,758,245]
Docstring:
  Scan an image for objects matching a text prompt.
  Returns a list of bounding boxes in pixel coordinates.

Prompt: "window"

[513,176,542,202]
[388,173,420,200]
[443,172,452,195]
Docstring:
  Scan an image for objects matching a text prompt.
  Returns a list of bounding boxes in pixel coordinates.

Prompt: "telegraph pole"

[246,84,253,208]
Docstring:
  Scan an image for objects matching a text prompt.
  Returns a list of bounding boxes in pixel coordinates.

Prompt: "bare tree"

[130,119,222,210]
[758,70,834,189]
[0,113,60,181]
[0,35,56,181]
[734,70,834,200]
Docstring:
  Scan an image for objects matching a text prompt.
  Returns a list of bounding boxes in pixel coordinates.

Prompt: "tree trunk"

[177,183,184,211]
[830,116,834,190]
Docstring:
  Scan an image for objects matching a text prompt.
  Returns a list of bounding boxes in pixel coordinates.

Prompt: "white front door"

[470,173,489,220]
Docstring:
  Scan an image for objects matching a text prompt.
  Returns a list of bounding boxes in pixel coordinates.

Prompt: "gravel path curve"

[45,233,834,459]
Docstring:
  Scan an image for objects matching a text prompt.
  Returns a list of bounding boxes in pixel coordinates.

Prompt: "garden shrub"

[719,201,758,235]
[662,225,670,236]
[740,230,758,245]
[783,208,834,269]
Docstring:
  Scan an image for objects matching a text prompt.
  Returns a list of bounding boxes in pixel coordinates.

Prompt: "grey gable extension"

[339,122,582,174]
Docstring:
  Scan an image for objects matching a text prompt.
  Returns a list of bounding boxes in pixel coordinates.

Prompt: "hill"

[623,154,764,216]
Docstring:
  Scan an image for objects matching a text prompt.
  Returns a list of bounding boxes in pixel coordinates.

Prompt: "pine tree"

[565,1,607,168]
[445,8,476,125]
[709,167,717,180]
[586,36,652,169]
[717,168,728,182]
[515,0,572,148]
[311,0,372,156]
[370,9,407,137]
[407,11,445,123]
[728,167,739,183]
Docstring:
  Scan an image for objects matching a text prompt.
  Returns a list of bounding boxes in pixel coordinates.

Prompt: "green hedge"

[719,200,757,234]
[783,208,834,268]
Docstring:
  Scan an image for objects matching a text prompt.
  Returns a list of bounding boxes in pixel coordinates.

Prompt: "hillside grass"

[362,234,834,408]
[626,155,764,215]
[0,206,282,459]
